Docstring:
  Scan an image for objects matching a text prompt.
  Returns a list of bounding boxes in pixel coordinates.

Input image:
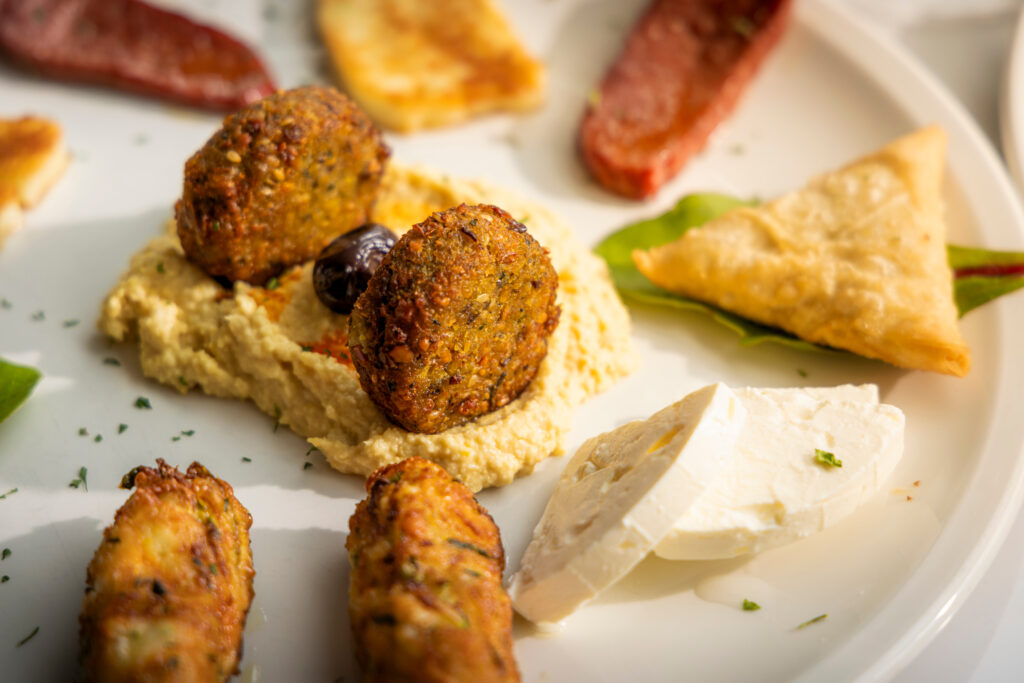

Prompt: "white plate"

[1001,6,1024,193]
[2,0,1024,680]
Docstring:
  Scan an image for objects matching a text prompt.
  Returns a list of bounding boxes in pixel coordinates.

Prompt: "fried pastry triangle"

[633,126,970,376]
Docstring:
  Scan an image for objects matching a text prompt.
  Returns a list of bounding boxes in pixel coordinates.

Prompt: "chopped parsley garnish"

[93,434,102,443]
[1,575,8,583]
[266,277,280,290]
[796,368,808,378]
[102,357,121,366]
[30,310,45,321]
[303,462,313,470]
[0,298,11,309]
[446,538,491,558]
[156,262,166,274]
[69,467,88,491]
[62,319,80,328]
[742,599,761,611]
[1,548,10,560]
[300,345,313,352]
[118,423,128,434]
[181,429,195,437]
[0,488,16,500]
[16,625,39,647]
[78,427,87,436]
[135,396,152,409]
[241,457,252,463]
[172,435,181,442]
[178,375,188,387]
[814,449,842,468]
[306,445,319,456]
[797,613,828,630]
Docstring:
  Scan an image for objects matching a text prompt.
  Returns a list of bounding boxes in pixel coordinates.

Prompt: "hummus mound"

[99,165,636,491]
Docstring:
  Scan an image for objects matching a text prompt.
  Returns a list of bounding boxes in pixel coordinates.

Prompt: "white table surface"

[881,11,1024,683]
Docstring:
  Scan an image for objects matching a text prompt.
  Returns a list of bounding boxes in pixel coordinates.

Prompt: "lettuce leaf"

[0,358,41,424]
[595,194,1024,352]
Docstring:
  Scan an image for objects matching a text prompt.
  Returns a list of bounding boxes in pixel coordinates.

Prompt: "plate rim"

[794,1,1024,680]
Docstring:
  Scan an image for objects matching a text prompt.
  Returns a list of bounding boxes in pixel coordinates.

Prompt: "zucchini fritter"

[347,457,519,682]
[348,203,559,434]
[175,85,390,285]
[78,460,254,682]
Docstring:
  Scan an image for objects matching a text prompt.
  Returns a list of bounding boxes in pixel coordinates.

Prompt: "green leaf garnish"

[742,599,761,611]
[69,467,88,491]
[135,396,151,409]
[595,194,1024,352]
[16,625,39,647]
[0,358,41,424]
[0,488,17,500]
[814,449,842,468]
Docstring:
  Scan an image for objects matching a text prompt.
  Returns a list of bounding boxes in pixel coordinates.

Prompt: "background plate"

[1,0,1023,681]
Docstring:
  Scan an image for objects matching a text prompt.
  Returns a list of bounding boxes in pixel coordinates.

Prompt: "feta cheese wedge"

[508,383,744,625]
[653,385,904,560]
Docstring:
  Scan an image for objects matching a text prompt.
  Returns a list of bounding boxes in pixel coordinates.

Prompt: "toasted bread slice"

[633,126,970,376]
[0,116,69,246]
[316,0,544,131]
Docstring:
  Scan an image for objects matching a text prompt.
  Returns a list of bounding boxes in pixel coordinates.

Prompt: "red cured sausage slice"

[580,0,793,199]
[0,0,276,111]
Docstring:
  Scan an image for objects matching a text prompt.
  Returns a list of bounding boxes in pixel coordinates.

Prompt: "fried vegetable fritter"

[175,85,390,285]
[348,203,560,434]
[78,460,254,682]
[347,457,519,682]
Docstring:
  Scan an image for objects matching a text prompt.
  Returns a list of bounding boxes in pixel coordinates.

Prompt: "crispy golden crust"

[78,460,254,683]
[175,86,390,285]
[316,0,544,131]
[347,457,519,682]
[348,204,560,434]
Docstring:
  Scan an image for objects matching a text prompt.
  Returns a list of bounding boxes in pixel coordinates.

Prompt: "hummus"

[99,165,636,491]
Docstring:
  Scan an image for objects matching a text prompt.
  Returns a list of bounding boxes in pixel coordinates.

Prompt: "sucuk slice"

[507,382,743,625]
[580,0,793,199]
[654,385,905,561]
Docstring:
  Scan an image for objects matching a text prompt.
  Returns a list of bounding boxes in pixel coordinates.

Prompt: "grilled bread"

[316,0,544,131]
[633,126,970,376]
[0,115,68,246]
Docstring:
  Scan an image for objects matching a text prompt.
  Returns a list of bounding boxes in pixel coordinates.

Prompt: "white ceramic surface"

[1001,7,1024,193]
[1,0,1023,681]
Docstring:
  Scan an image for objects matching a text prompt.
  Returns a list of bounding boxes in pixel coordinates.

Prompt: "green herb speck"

[172,435,181,442]
[241,457,252,463]
[93,434,102,443]
[135,396,152,409]
[181,429,194,437]
[1,575,8,583]
[78,427,87,436]
[266,277,280,290]
[69,467,88,491]
[446,538,491,558]
[62,319,80,328]
[797,613,828,630]
[1,548,10,560]
[103,357,121,366]
[742,599,761,611]
[16,625,39,647]
[118,423,128,434]
[156,262,165,274]
[796,368,808,378]
[30,310,45,321]
[178,375,188,387]
[303,462,313,470]
[0,298,11,309]
[0,488,17,500]
[814,449,842,468]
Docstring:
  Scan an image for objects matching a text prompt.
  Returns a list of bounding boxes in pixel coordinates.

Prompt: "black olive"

[313,223,397,313]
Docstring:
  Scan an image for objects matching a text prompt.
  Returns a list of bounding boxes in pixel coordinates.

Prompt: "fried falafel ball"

[348,204,560,434]
[347,457,520,683]
[78,460,254,682]
[175,85,390,285]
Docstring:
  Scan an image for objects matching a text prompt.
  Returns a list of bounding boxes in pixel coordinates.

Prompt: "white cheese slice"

[508,382,744,625]
[653,384,904,561]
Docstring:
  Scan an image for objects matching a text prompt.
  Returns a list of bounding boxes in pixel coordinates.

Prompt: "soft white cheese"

[508,383,744,625]
[653,384,904,561]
